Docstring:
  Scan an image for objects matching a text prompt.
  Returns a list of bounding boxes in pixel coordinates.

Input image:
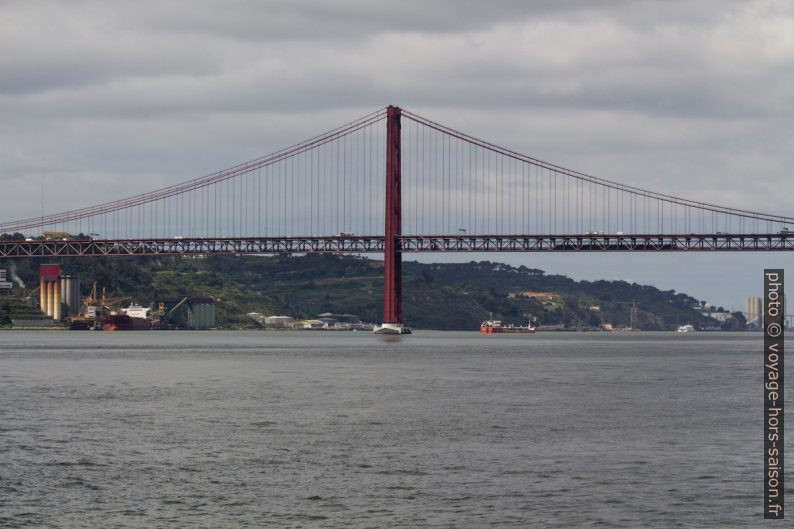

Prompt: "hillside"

[1,254,734,330]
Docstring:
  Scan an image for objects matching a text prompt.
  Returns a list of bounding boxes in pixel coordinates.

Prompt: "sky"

[1,0,793,311]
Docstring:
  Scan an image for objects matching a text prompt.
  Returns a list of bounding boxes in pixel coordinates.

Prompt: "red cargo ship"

[102,314,152,331]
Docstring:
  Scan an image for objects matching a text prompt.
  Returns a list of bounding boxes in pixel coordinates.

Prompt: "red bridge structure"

[1,106,792,332]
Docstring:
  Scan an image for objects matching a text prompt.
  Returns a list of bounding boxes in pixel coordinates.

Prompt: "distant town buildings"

[317,312,361,324]
[246,312,370,330]
[0,269,12,291]
[265,315,294,326]
[701,311,732,323]
[246,312,265,324]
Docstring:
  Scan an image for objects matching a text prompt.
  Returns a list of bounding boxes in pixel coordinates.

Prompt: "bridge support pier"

[374,106,410,335]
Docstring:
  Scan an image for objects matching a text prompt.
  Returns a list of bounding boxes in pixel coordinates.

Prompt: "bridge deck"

[1,233,792,257]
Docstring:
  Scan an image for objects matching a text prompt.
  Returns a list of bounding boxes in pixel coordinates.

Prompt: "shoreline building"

[0,269,12,292]
[264,315,295,327]
[744,295,785,328]
[38,265,81,321]
[154,297,216,329]
[745,296,763,327]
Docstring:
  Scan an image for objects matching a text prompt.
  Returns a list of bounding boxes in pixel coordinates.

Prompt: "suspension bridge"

[1,106,792,331]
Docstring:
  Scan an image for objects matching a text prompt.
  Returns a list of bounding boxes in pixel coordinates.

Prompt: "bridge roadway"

[1,233,792,258]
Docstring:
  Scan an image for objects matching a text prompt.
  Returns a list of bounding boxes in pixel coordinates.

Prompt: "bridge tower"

[374,105,409,334]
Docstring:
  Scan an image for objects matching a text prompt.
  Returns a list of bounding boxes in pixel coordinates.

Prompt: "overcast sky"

[1,0,792,311]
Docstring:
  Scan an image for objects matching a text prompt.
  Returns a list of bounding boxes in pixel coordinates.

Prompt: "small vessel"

[373,323,412,335]
[677,324,696,333]
[480,314,535,334]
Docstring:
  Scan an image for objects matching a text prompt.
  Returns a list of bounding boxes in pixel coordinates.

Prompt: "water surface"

[0,331,779,527]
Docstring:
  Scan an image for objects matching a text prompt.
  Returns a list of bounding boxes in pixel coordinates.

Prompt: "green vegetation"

[1,254,735,330]
[0,297,51,326]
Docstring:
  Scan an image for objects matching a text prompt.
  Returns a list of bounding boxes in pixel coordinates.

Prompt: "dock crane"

[157,297,189,327]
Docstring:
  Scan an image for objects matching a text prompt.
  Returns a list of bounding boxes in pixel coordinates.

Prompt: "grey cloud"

[119,0,636,40]
[1,0,792,309]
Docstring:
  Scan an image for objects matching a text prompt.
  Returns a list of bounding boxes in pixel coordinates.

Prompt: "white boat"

[372,323,412,335]
[677,324,695,333]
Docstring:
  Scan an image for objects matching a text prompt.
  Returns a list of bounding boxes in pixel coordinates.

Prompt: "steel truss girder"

[0,234,791,258]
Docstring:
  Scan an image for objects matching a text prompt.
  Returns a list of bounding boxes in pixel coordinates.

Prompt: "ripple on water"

[0,331,762,527]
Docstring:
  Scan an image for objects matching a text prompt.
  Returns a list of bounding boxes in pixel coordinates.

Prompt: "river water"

[0,331,780,527]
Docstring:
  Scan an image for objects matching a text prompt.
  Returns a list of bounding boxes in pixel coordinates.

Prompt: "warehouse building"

[155,297,216,329]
